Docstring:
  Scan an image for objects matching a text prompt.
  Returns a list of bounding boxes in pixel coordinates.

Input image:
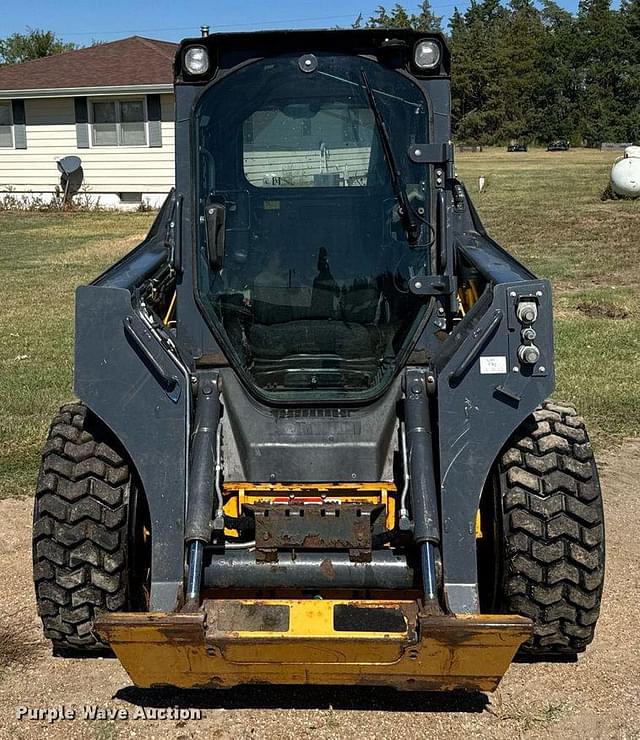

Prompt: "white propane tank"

[610,146,640,198]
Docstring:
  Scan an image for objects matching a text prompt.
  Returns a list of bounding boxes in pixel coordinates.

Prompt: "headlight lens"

[414,40,441,70]
[184,46,210,75]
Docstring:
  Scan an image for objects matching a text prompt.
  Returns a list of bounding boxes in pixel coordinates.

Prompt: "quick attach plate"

[250,503,384,562]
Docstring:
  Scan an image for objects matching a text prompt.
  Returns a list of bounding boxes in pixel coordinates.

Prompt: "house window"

[91,99,147,147]
[119,192,142,204]
[0,102,13,148]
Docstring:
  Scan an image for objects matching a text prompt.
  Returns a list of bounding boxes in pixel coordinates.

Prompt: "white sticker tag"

[480,356,507,374]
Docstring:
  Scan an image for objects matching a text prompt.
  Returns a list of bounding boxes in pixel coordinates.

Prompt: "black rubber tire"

[33,403,136,655]
[496,400,605,655]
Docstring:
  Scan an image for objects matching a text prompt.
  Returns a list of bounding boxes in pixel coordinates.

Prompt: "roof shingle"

[0,36,177,92]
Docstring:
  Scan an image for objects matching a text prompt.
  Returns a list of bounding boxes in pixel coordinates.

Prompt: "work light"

[414,40,440,70]
[184,46,210,75]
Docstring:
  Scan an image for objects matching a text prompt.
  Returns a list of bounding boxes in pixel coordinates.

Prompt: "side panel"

[437,281,554,612]
[74,286,188,611]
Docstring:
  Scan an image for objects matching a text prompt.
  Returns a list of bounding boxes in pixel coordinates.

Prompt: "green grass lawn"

[456,148,640,447]
[0,211,154,498]
[0,148,638,498]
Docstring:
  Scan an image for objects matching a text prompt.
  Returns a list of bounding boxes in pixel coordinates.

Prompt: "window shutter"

[74,97,90,149]
[11,99,27,149]
[147,94,162,147]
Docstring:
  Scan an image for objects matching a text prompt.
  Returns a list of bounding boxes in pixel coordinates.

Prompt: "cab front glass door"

[196,53,433,401]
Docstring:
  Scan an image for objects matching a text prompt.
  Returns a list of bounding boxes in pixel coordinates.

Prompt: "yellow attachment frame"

[96,599,532,692]
[223,482,397,537]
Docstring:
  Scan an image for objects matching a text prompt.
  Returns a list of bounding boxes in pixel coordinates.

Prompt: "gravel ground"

[1,441,638,740]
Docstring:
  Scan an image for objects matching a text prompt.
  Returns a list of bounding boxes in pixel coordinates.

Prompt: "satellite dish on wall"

[56,156,84,204]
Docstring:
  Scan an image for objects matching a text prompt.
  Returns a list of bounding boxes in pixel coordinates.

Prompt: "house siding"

[0,94,175,199]
[1,93,373,203]
[244,147,371,186]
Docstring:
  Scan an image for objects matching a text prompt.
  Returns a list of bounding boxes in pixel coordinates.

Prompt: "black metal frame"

[73,29,554,613]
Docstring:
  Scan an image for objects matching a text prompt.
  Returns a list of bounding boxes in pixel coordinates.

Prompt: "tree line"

[0,29,76,65]
[3,11,639,147]
[359,1,640,146]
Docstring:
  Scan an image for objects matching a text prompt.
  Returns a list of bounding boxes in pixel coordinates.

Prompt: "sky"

[0,0,583,44]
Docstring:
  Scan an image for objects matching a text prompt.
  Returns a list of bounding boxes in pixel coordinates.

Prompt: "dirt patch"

[0,442,639,739]
[0,607,43,669]
[576,301,630,320]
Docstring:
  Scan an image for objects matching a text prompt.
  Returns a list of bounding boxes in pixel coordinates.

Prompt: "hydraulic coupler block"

[516,299,538,324]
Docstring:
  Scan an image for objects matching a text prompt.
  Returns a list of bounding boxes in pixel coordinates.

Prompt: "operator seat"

[249,275,384,361]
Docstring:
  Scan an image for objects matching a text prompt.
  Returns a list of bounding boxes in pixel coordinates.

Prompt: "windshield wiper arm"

[360,70,421,245]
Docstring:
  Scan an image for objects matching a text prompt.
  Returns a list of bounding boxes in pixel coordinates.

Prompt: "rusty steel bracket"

[251,503,384,562]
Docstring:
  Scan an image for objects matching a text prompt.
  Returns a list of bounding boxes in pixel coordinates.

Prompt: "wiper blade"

[360,70,421,245]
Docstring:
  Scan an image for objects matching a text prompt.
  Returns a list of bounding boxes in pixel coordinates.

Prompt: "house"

[0,36,178,208]
[0,35,404,206]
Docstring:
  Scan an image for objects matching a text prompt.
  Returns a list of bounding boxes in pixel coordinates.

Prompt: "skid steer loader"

[33,29,605,692]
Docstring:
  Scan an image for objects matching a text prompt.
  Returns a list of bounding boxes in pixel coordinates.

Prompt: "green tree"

[0,28,76,65]
[533,0,579,143]
[574,0,628,145]
[367,3,412,28]
[493,0,548,142]
[412,1,444,32]
[366,2,442,32]
[620,0,640,140]
[357,0,634,145]
[449,0,508,144]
